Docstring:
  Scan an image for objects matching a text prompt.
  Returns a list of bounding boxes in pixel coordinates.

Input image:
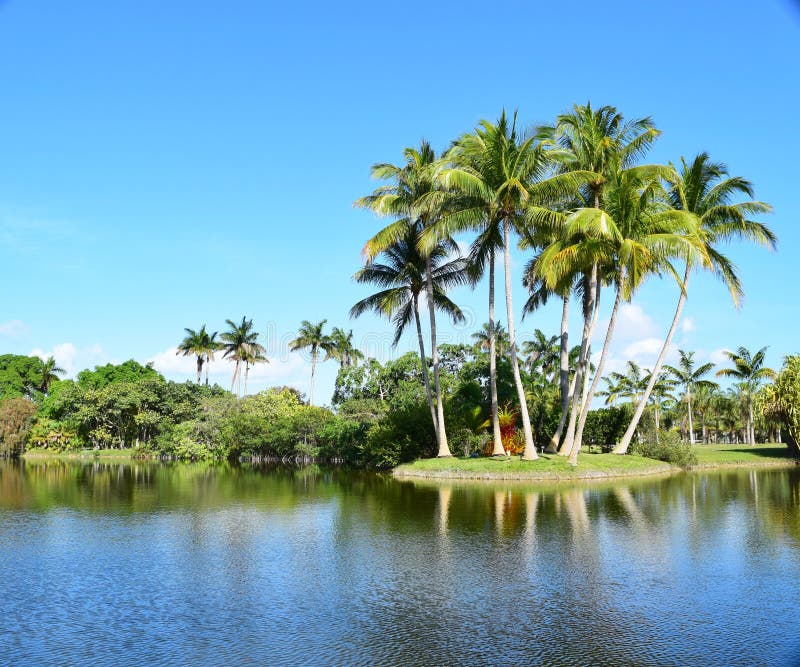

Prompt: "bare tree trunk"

[413,294,439,439]
[426,257,451,458]
[310,350,317,406]
[572,283,622,464]
[504,219,536,460]
[687,386,695,445]
[205,356,211,386]
[231,361,240,394]
[749,401,755,445]
[488,249,503,455]
[547,295,570,453]
[245,363,250,396]
[614,267,691,454]
[196,356,203,384]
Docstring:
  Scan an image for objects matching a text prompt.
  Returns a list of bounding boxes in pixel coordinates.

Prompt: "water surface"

[1,460,799,666]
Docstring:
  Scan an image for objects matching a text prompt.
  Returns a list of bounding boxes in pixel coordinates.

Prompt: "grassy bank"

[395,443,799,480]
[394,452,673,480]
[22,447,138,461]
[692,443,799,468]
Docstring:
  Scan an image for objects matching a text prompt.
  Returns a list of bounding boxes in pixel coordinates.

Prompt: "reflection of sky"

[1,464,800,665]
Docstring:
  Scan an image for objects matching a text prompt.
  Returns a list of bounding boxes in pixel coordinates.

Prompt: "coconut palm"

[615,153,775,453]
[177,325,219,384]
[428,110,593,460]
[356,140,460,457]
[325,327,364,369]
[716,346,775,444]
[522,329,559,378]
[289,320,332,406]
[471,322,511,358]
[38,356,66,394]
[350,224,467,443]
[665,350,717,444]
[220,317,260,397]
[241,340,268,397]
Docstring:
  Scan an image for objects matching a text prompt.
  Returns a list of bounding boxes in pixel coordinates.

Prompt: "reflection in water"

[1,460,800,666]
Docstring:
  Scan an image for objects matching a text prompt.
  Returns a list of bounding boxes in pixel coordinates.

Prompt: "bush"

[631,430,697,468]
[0,397,38,456]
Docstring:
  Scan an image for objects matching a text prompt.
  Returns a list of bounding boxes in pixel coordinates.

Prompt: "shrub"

[0,397,38,457]
[631,430,697,468]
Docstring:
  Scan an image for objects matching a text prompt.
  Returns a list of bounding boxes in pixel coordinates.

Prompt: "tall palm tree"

[615,153,775,453]
[351,225,467,438]
[220,317,260,397]
[471,322,510,358]
[325,327,364,369]
[521,329,559,378]
[716,346,775,444]
[177,325,219,384]
[665,350,717,444]
[241,340,268,397]
[38,356,66,394]
[356,140,460,457]
[289,320,332,406]
[429,110,591,460]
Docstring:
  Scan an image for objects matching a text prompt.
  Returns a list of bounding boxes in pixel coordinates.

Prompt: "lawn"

[692,443,797,466]
[394,452,673,480]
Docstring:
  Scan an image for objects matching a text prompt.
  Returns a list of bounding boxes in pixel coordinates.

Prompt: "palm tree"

[38,356,66,394]
[665,350,717,444]
[716,346,775,444]
[429,110,592,460]
[325,327,364,369]
[220,317,260,397]
[521,329,559,378]
[351,225,467,438]
[615,153,775,453]
[289,320,331,407]
[471,322,510,358]
[241,340,268,397]
[356,140,460,457]
[177,325,219,384]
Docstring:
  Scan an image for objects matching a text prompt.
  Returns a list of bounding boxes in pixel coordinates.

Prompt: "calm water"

[1,461,799,666]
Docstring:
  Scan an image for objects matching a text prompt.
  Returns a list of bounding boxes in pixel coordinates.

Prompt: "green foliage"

[583,405,633,452]
[0,397,38,456]
[76,359,161,389]
[761,355,800,457]
[0,354,52,400]
[631,430,698,468]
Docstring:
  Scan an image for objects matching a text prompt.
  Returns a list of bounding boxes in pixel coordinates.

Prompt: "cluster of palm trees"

[599,346,776,445]
[177,319,362,402]
[353,102,775,463]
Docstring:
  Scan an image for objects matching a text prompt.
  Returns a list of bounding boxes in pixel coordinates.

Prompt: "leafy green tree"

[0,354,51,399]
[289,320,331,406]
[760,355,800,457]
[76,360,160,389]
[220,317,261,397]
[177,325,219,384]
[665,350,717,444]
[716,346,775,444]
[0,397,37,456]
[616,152,775,453]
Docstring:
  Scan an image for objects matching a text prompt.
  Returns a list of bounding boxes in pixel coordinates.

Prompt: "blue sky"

[0,0,798,402]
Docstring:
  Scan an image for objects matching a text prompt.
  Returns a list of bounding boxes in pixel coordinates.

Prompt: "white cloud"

[0,319,26,338]
[147,347,313,393]
[29,342,107,376]
[710,348,729,365]
[681,317,695,333]
[623,337,664,359]
[601,303,657,343]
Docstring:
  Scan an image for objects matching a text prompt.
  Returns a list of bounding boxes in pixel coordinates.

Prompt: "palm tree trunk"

[245,363,250,396]
[547,295,570,453]
[614,267,691,454]
[196,355,203,384]
[205,355,210,386]
[687,386,695,445]
[413,294,439,438]
[230,361,239,394]
[749,401,755,445]
[560,266,599,457]
[571,282,622,464]
[426,256,451,458]
[503,219,537,460]
[310,349,317,406]
[488,248,503,455]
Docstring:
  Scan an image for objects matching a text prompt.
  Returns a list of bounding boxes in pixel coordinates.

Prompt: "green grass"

[692,443,797,466]
[394,452,673,480]
[23,447,139,461]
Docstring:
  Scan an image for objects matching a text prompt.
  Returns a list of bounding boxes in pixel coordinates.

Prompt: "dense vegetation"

[2,101,797,468]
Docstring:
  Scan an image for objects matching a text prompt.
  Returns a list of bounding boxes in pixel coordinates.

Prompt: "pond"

[1,460,799,666]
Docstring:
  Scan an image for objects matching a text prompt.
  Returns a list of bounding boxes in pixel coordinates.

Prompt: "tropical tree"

[471,322,511,359]
[665,350,717,444]
[241,340,268,397]
[356,140,460,457]
[615,152,775,453]
[38,356,66,395]
[716,346,775,444]
[522,329,559,378]
[760,355,800,457]
[177,325,219,385]
[429,110,591,460]
[325,327,364,369]
[289,320,331,407]
[220,317,260,397]
[351,226,467,434]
